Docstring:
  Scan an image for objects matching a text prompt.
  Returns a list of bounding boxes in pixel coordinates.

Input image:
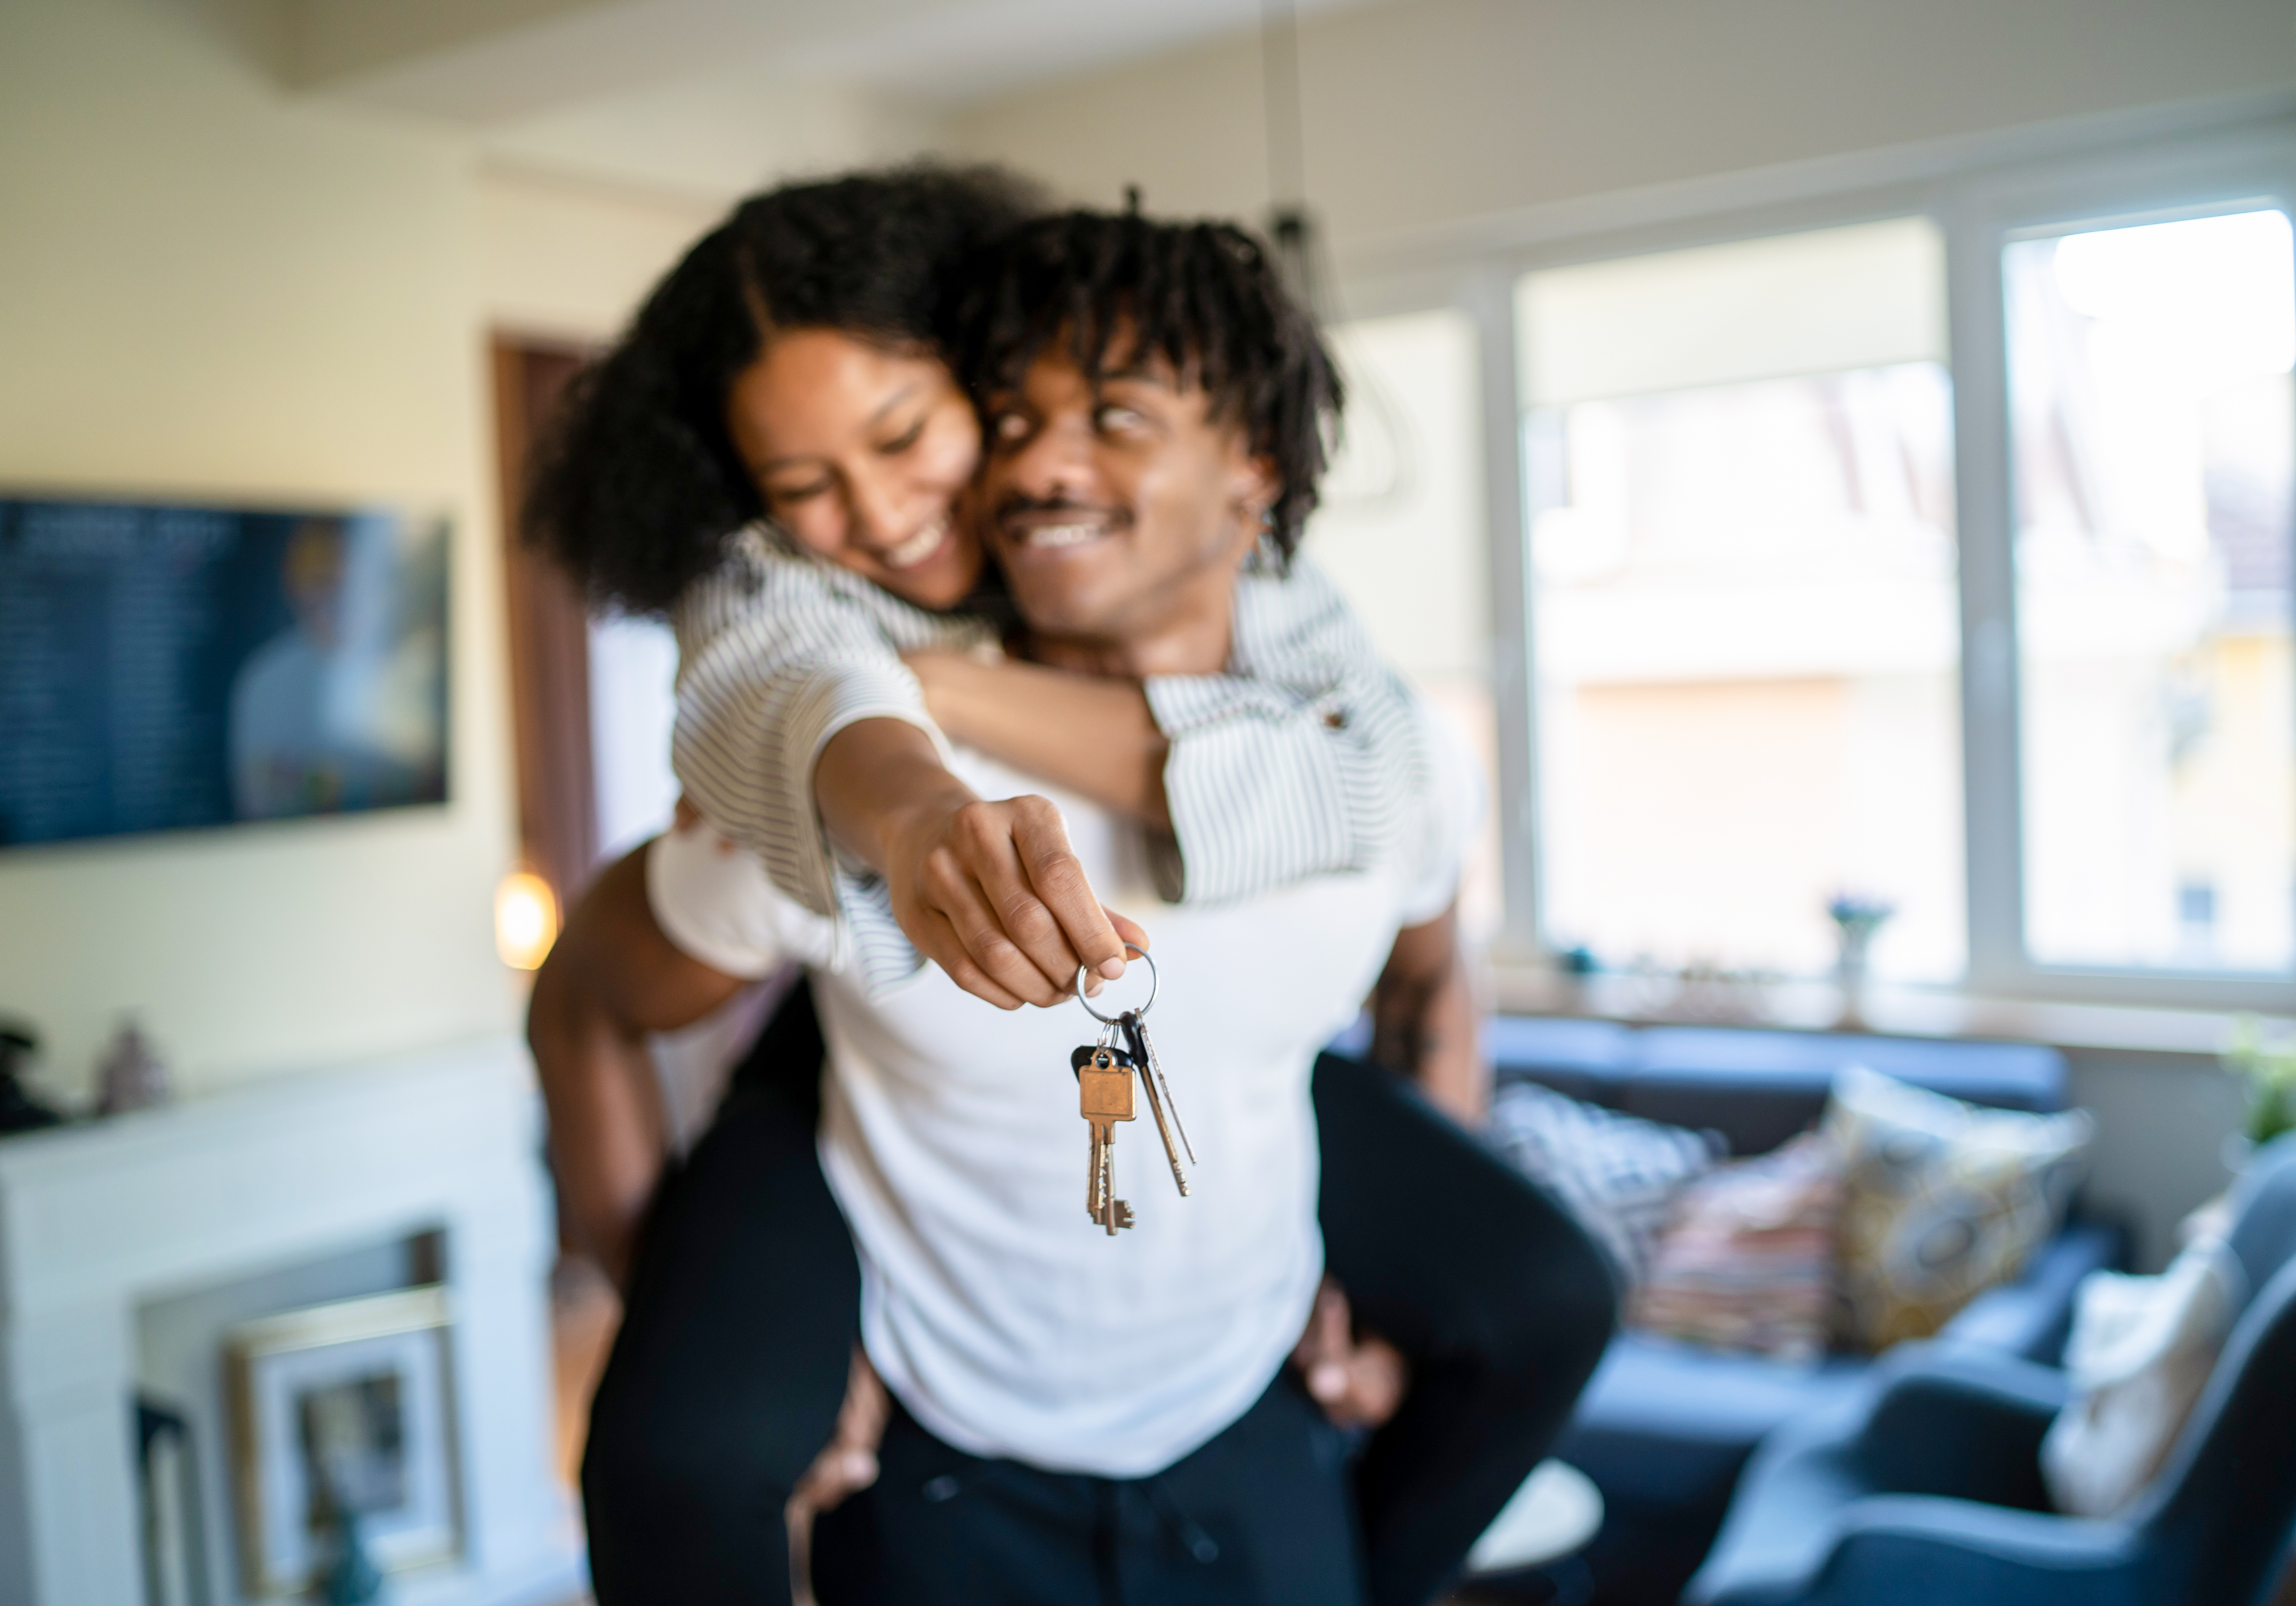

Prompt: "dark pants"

[812,1376,1364,1606]
[581,981,1615,1606]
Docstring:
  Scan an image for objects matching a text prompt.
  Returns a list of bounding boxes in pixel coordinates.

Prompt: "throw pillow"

[2041,1237,2245,1518]
[1488,1080,1721,1287]
[1826,1064,2093,1351]
[1630,1132,1846,1362]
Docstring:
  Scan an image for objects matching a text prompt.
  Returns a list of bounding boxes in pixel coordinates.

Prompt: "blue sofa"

[1484,1018,2127,1606]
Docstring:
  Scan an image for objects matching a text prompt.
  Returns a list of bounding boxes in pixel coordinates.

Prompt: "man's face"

[978,341,1272,646]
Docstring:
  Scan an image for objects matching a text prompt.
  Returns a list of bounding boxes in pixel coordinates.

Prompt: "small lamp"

[495,868,560,970]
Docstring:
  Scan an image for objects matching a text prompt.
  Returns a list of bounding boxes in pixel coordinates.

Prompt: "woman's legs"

[1313,1052,1618,1606]
[581,981,861,1606]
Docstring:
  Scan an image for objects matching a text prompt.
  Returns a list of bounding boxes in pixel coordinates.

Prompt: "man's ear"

[1228,451,1281,526]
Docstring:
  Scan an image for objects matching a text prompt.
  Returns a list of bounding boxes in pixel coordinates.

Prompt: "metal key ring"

[1075,943,1156,1024]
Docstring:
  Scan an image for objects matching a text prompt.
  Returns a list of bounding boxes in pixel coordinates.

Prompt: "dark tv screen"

[0,497,449,848]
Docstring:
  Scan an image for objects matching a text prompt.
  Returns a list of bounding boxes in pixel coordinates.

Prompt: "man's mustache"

[989,492,1132,532]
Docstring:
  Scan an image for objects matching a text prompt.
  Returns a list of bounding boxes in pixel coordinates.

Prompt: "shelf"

[1488,966,2276,1059]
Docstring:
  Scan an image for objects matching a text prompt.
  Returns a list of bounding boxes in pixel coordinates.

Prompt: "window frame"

[1332,96,2296,1010]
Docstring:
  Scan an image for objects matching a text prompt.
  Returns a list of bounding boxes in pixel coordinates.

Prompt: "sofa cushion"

[1827,1066,2092,1350]
[1488,1078,1719,1284]
[1632,1133,1846,1360]
[2040,1236,2244,1518]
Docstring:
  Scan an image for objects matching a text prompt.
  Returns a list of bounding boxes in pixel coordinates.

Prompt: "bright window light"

[1518,218,1967,982]
[2009,207,2295,976]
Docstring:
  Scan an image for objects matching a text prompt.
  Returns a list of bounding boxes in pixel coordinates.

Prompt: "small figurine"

[0,1021,64,1135]
[95,1017,173,1117]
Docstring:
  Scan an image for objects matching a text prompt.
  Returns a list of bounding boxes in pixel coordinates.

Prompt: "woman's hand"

[1291,1278,1410,1430]
[876,782,1149,1010]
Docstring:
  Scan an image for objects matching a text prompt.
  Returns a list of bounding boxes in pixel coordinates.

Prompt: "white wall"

[0,0,517,1101]
[949,0,2296,248]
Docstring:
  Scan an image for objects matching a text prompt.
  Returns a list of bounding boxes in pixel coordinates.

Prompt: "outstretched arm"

[527,844,746,1292]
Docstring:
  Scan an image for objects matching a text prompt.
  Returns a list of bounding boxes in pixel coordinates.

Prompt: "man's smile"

[996,500,1130,554]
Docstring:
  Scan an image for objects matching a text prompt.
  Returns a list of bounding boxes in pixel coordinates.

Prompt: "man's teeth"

[884,520,946,569]
[1023,522,1103,549]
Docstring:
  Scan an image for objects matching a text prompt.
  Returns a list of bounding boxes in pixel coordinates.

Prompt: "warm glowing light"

[495,870,559,970]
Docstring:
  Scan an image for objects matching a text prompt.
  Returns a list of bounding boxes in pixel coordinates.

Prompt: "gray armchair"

[1686,1134,2296,1606]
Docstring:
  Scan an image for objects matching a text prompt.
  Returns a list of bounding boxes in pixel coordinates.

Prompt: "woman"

[527,167,1612,1605]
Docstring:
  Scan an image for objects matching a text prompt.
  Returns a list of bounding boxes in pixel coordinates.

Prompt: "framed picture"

[224,1286,462,1598]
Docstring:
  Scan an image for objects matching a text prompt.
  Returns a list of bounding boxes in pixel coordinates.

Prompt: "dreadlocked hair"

[525,163,1046,614]
[959,209,1344,566]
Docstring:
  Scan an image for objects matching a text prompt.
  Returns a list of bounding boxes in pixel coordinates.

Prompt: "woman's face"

[725,329,985,609]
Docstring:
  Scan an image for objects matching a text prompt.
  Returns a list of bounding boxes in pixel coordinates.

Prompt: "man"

[534,211,1613,1606]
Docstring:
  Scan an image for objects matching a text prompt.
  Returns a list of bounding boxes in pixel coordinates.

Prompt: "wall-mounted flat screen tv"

[0,496,449,848]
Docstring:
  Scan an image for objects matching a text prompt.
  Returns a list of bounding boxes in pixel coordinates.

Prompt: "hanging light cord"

[1262,0,1307,215]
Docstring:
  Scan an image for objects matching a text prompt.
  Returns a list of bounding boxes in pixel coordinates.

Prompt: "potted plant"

[2226,1017,2296,1158]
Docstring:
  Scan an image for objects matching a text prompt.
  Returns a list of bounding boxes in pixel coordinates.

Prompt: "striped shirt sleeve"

[669,528,991,924]
[1147,552,1428,905]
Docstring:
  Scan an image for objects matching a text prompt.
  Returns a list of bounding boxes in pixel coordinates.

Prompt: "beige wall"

[949,0,2296,249]
[0,0,518,1100]
[479,165,725,345]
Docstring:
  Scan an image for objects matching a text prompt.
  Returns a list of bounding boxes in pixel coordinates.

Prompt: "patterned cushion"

[1630,1133,1846,1362]
[1488,1080,1720,1286]
[1825,1064,2092,1352]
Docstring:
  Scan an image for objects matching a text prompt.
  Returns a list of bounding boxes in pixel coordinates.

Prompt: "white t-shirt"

[647,722,1476,1477]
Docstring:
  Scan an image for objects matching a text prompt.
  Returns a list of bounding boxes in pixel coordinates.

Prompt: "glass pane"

[1526,364,1965,982]
[2009,209,2296,974]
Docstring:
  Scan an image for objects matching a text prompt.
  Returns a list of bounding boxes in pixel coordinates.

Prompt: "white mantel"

[0,1036,583,1606]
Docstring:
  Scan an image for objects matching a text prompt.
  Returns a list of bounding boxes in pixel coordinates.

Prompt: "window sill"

[1487,965,2277,1059]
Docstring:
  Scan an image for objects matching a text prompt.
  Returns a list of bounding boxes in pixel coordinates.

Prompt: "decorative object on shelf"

[95,1016,173,1117]
[1653,961,1777,1025]
[225,1286,460,1600]
[0,1019,65,1134]
[1825,893,1896,1028]
[2225,1016,2296,1149]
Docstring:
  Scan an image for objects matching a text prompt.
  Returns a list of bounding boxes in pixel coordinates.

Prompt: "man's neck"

[1021,585,1235,680]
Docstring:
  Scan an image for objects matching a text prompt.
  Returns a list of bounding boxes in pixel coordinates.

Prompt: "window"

[1323,114,2294,1009]
[2006,208,2295,977]
[1516,221,1966,981]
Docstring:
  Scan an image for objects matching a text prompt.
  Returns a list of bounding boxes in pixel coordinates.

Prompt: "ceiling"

[289,0,1377,124]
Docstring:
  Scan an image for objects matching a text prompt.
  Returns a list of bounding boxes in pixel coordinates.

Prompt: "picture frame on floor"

[224,1285,462,1599]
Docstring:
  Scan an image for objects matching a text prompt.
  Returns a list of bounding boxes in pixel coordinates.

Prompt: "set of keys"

[1071,945,1193,1236]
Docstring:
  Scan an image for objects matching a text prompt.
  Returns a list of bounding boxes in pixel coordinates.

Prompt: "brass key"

[1077,1046,1137,1235]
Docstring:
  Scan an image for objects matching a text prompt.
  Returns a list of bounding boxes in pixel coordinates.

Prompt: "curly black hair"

[960,210,1344,565]
[525,163,1045,614]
